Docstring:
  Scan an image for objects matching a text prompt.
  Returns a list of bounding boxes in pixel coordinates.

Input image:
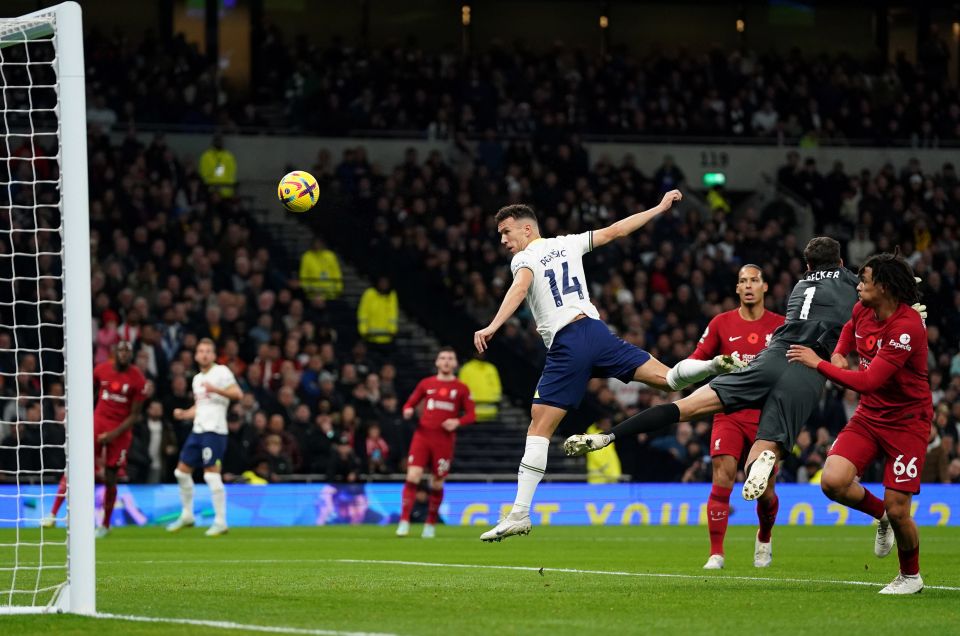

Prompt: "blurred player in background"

[690,265,784,570]
[787,253,931,594]
[166,338,242,537]
[43,341,147,538]
[474,192,742,542]
[397,347,475,539]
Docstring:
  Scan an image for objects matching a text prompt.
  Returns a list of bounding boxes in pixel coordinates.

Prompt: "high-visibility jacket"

[300,248,343,300]
[586,424,621,484]
[357,288,398,344]
[458,359,502,421]
[198,147,237,197]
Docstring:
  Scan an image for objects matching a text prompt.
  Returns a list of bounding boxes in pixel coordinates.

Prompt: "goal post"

[0,1,93,615]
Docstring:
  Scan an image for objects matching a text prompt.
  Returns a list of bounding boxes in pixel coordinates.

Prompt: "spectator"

[299,236,343,300]
[364,423,390,474]
[127,400,177,484]
[357,276,398,348]
[198,133,237,197]
[458,352,502,421]
[922,423,950,484]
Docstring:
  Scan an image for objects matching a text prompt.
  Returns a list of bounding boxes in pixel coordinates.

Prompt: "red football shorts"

[94,419,132,470]
[828,411,929,494]
[709,412,759,462]
[407,430,455,478]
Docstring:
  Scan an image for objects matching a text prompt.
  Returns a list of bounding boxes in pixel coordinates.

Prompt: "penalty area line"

[334,558,960,592]
[94,612,399,636]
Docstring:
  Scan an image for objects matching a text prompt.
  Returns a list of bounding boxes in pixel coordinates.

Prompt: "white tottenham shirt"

[191,364,238,435]
[510,232,600,349]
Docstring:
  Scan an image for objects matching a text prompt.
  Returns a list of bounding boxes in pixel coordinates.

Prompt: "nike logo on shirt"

[728,336,741,342]
[855,333,864,338]
[894,477,912,483]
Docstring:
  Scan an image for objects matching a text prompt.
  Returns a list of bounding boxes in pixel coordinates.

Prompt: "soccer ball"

[277,170,319,213]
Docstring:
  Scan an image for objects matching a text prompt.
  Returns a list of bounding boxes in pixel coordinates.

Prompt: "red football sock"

[102,484,117,529]
[426,487,444,525]
[757,492,779,543]
[50,474,67,516]
[400,481,418,522]
[707,485,732,555]
[898,544,920,576]
[851,487,885,520]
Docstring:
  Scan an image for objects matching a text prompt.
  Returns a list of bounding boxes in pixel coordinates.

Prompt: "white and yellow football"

[277,170,319,213]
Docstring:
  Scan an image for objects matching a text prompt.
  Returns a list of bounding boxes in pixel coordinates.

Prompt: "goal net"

[0,1,94,615]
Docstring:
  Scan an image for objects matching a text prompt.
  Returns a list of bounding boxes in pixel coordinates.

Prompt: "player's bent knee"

[819,473,848,500]
[203,471,225,492]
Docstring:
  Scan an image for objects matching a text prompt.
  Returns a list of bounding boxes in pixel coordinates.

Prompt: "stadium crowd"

[86,28,960,146]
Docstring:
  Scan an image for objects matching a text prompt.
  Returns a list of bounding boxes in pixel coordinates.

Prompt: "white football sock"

[203,471,227,526]
[510,436,550,516]
[174,468,194,520]
[667,358,718,391]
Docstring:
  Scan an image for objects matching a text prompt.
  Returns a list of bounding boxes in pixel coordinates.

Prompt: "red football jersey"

[691,308,786,364]
[403,376,476,433]
[93,361,147,428]
[691,308,784,425]
[829,302,932,422]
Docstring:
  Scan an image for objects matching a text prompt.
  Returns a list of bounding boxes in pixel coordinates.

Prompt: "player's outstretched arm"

[474,268,533,353]
[591,190,682,249]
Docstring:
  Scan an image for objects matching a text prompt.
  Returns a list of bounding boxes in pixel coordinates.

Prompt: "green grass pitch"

[3,524,959,635]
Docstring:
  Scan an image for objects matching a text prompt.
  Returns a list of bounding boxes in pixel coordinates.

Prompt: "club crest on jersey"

[765,333,772,346]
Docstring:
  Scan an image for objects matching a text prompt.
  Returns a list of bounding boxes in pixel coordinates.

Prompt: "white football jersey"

[511,232,599,349]
[191,364,237,435]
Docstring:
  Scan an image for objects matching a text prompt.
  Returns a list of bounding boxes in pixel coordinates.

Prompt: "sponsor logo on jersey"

[888,337,912,352]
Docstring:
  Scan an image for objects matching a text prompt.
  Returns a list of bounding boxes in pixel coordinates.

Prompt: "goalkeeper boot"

[563,433,612,456]
[480,511,532,542]
[165,516,195,533]
[421,524,436,539]
[874,512,895,558]
[742,450,776,501]
[396,520,410,537]
[204,523,228,537]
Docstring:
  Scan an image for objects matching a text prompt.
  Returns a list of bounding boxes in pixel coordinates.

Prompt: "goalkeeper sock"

[204,471,227,526]
[400,481,418,522]
[174,468,195,520]
[50,474,67,516]
[102,484,117,529]
[610,403,681,439]
[667,358,718,391]
[511,436,549,516]
[426,487,444,524]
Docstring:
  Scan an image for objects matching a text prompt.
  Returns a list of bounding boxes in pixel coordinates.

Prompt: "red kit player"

[43,340,147,537]
[396,347,475,538]
[788,253,931,594]
[690,265,784,570]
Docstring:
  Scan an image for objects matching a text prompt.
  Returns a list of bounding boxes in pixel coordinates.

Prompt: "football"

[277,170,319,213]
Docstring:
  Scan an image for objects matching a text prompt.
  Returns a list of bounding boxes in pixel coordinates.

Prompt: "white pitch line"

[94,612,399,636]
[101,557,960,592]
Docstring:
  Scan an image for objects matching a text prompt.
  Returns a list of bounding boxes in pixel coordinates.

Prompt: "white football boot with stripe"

[480,512,532,542]
[742,450,777,501]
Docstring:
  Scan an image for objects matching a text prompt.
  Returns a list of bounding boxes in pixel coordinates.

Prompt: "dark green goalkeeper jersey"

[769,266,859,355]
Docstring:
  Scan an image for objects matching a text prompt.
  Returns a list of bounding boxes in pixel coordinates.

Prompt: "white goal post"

[0,1,93,615]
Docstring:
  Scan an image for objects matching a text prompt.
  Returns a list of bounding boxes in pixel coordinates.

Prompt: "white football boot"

[421,524,436,539]
[874,512,895,558]
[702,554,725,570]
[94,526,110,539]
[742,450,776,501]
[204,523,228,537]
[39,515,56,528]
[879,573,923,595]
[480,512,532,542]
[396,520,410,537]
[563,433,612,456]
[165,516,195,532]
[754,533,772,568]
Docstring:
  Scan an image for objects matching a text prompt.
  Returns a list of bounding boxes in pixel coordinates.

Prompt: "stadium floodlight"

[0,1,94,615]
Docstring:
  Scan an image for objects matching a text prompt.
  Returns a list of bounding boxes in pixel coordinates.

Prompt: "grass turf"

[2,524,958,635]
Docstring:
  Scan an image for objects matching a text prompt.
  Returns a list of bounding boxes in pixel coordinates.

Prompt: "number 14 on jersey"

[544,261,583,307]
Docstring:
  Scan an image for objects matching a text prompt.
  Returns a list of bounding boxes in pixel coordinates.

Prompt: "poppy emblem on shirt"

[865,335,877,350]
[747,332,759,344]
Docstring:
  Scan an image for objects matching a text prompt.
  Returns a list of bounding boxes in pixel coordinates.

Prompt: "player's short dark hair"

[860,252,920,305]
[803,237,842,271]
[738,263,765,282]
[495,204,538,225]
[198,337,217,351]
[437,346,456,356]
